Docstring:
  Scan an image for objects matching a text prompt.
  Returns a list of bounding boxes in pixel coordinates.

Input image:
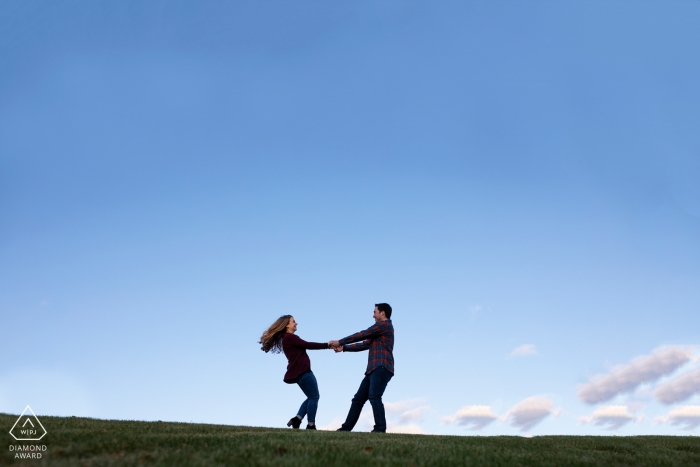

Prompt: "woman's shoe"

[287,417,302,429]
[306,424,317,430]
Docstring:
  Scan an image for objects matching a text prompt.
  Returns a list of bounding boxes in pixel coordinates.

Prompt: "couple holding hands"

[259,303,394,432]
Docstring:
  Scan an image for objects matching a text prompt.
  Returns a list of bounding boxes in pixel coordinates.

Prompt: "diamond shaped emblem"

[9,406,47,441]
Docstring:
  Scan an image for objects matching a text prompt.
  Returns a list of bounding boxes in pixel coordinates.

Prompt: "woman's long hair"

[259,315,292,353]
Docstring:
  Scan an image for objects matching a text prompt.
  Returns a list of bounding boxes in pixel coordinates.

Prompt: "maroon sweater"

[282,333,328,383]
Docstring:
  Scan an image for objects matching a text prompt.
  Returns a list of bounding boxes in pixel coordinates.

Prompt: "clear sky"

[1,1,699,436]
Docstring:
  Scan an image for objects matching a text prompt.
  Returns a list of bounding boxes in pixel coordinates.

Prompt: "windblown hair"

[259,315,292,353]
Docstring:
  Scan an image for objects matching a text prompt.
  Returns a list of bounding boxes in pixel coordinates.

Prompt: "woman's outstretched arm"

[284,333,329,350]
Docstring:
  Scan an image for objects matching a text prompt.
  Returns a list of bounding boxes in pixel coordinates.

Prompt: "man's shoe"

[306,424,317,430]
[336,427,351,431]
[370,430,386,433]
[287,417,302,429]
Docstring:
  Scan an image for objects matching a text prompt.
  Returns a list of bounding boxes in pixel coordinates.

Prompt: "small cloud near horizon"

[442,405,499,430]
[655,406,700,430]
[384,398,431,434]
[385,399,426,415]
[579,405,637,430]
[504,396,558,432]
[387,422,426,434]
[399,406,429,424]
[317,417,344,431]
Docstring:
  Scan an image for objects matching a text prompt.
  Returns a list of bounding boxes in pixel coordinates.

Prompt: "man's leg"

[368,367,393,432]
[339,374,371,431]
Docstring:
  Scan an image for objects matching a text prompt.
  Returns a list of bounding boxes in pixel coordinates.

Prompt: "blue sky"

[1,1,699,436]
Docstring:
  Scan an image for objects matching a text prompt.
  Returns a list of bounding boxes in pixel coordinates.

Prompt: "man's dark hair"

[375,303,392,319]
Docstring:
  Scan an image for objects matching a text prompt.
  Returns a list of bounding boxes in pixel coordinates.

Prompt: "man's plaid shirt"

[339,319,394,375]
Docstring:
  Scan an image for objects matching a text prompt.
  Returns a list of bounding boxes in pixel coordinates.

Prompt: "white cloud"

[399,406,429,424]
[655,406,700,430]
[655,368,700,404]
[317,417,344,431]
[387,422,426,434]
[383,398,430,433]
[505,396,557,431]
[578,346,693,404]
[510,344,538,357]
[385,398,424,415]
[356,410,374,431]
[580,405,636,430]
[442,405,499,430]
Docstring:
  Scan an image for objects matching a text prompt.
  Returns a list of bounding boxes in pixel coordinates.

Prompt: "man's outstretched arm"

[341,340,370,352]
[337,321,389,346]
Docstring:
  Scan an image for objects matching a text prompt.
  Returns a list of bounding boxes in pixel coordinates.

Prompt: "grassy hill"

[2,413,700,466]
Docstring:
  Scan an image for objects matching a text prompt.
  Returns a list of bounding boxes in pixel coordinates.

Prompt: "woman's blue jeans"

[296,371,320,423]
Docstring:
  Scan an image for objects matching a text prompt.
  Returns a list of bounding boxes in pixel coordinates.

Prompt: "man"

[329,303,394,433]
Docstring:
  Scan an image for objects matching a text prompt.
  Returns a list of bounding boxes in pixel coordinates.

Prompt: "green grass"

[2,413,700,466]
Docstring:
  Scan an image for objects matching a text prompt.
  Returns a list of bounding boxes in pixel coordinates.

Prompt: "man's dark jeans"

[340,366,393,432]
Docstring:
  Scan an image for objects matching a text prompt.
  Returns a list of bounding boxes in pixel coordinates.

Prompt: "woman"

[259,315,329,429]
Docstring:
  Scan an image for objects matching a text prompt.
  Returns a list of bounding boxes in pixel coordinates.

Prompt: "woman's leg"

[297,372,320,424]
[296,398,309,420]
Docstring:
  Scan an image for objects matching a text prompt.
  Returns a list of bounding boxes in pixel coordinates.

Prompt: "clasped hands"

[328,340,343,353]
